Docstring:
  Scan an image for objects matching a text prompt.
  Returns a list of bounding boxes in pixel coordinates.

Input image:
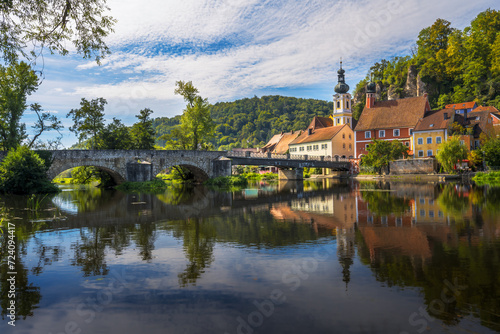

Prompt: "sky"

[24,0,499,148]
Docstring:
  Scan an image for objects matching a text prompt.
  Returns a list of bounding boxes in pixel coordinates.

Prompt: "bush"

[0,146,59,194]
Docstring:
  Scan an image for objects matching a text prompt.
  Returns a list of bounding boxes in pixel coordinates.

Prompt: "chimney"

[308,128,313,135]
[443,112,448,120]
[464,109,468,121]
[366,93,375,109]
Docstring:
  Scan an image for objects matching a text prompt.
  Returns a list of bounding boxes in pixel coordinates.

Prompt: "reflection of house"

[289,117,353,158]
[354,81,431,158]
[413,196,447,224]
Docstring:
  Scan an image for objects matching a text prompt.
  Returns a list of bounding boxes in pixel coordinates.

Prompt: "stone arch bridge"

[0,149,351,183]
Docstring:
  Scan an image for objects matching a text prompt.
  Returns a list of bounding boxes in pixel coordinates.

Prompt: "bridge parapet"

[227,151,351,162]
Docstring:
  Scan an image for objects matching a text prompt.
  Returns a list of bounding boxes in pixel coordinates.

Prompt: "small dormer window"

[429,124,434,127]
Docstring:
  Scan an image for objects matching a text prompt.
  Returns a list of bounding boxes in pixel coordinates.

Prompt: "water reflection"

[0,180,499,333]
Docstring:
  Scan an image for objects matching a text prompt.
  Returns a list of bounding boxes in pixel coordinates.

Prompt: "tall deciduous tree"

[0,61,39,150]
[28,103,63,149]
[436,136,468,173]
[0,0,115,63]
[130,108,155,150]
[99,118,132,149]
[67,97,106,149]
[164,81,215,151]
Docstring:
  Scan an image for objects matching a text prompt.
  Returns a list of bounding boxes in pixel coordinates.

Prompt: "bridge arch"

[48,163,126,185]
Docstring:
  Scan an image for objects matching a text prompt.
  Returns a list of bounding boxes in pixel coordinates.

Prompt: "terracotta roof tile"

[468,110,493,138]
[473,105,499,112]
[290,124,346,145]
[272,131,301,154]
[445,101,477,110]
[355,96,430,131]
[261,133,283,150]
[414,108,455,132]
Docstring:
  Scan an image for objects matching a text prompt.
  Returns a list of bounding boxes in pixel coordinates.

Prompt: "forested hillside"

[352,9,500,119]
[154,95,332,150]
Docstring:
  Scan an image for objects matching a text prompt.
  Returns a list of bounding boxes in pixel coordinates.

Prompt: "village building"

[445,101,477,116]
[260,131,300,154]
[413,108,458,158]
[288,116,354,158]
[354,81,432,158]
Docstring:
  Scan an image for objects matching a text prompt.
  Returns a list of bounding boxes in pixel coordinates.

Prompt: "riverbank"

[472,171,500,185]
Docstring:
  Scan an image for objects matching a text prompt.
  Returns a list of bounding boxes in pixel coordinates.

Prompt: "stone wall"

[390,158,437,175]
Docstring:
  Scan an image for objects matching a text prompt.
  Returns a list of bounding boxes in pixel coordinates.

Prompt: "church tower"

[333,60,352,128]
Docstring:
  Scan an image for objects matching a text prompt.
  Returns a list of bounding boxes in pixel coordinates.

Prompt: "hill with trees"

[154,95,333,150]
[352,9,500,120]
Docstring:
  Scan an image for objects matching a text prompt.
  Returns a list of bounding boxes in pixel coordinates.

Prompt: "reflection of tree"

[53,187,117,213]
[437,184,470,219]
[168,218,216,287]
[132,223,157,262]
[71,228,110,276]
[356,229,500,331]
[155,184,198,205]
[361,190,411,216]
[0,215,42,320]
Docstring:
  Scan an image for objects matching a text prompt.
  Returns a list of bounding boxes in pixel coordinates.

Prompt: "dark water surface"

[1,180,499,334]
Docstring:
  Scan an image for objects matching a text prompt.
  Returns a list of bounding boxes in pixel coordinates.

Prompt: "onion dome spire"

[334,58,350,94]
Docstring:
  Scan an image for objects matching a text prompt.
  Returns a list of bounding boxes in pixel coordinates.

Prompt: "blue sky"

[24,0,499,147]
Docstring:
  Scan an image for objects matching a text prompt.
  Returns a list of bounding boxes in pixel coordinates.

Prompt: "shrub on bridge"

[0,146,59,194]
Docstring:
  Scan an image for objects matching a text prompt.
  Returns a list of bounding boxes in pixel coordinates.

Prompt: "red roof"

[445,101,477,110]
[473,105,499,112]
[355,96,430,131]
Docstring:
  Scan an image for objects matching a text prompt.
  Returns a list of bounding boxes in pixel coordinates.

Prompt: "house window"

[418,150,424,157]
[347,118,350,123]
[365,131,371,139]
[321,144,327,149]
[299,147,304,152]
[427,137,432,144]
[405,142,409,146]
[346,101,349,109]
[396,217,402,226]
[349,134,351,139]
[419,198,425,204]
[410,129,413,135]
[393,129,400,137]
[436,137,442,144]
[337,118,340,124]
[342,133,345,139]
[460,140,465,146]
[313,145,319,150]
[349,144,352,150]
[307,146,312,151]
[417,138,423,145]
[337,101,340,109]
[427,150,433,157]
[343,143,346,149]
[475,140,480,148]
[365,144,370,150]
[420,209,425,217]
[379,130,385,137]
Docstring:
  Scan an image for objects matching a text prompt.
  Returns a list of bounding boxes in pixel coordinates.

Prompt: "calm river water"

[1,180,499,334]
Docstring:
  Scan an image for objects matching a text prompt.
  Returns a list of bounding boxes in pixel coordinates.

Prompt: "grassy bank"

[472,171,500,186]
[115,178,173,193]
[204,175,248,189]
[241,172,278,181]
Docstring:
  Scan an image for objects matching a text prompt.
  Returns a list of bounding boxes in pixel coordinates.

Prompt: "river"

[0,180,499,334]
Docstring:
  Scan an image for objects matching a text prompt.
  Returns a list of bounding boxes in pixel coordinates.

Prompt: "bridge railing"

[227,151,351,162]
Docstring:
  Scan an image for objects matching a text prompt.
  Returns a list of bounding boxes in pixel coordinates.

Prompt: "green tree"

[0,62,39,151]
[130,108,155,150]
[0,146,58,194]
[436,136,468,173]
[27,103,63,149]
[168,81,215,150]
[67,98,106,149]
[360,139,409,173]
[481,136,500,168]
[99,118,132,149]
[0,0,115,63]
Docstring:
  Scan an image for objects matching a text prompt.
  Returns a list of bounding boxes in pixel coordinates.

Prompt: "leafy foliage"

[0,146,58,194]
[360,139,409,173]
[161,81,215,150]
[354,9,500,112]
[436,136,468,173]
[0,0,115,63]
[67,97,106,149]
[0,61,39,151]
[130,108,155,150]
[481,136,500,168]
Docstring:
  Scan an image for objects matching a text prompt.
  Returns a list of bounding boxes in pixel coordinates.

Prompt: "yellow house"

[413,108,456,158]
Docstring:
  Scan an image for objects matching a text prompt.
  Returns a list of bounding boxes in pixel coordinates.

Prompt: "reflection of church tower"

[333,60,353,128]
[337,227,356,290]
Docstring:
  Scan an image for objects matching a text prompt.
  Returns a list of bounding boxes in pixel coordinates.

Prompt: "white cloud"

[32,0,499,136]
